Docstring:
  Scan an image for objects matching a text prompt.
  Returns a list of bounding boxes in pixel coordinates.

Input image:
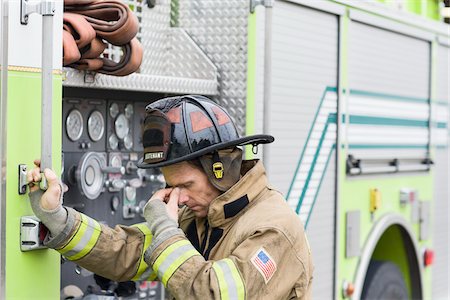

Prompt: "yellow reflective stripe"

[161,249,198,286]
[224,259,245,299]
[213,263,230,300]
[57,214,87,252]
[131,223,154,281]
[153,240,190,271]
[58,214,101,261]
[153,240,200,287]
[212,259,245,300]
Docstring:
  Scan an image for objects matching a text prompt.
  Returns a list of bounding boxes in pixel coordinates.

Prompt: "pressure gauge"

[76,152,107,200]
[109,134,119,150]
[115,113,129,140]
[125,104,134,119]
[66,109,83,141]
[124,133,133,150]
[87,110,105,142]
[109,103,119,118]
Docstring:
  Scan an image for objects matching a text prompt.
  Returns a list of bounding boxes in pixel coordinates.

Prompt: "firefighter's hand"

[143,188,181,237]
[149,187,179,222]
[27,159,67,237]
[26,159,62,210]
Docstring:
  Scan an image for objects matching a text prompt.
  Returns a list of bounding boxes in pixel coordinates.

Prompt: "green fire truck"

[0,0,448,299]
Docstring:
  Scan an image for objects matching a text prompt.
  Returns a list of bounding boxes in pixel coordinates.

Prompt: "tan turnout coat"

[47,160,314,299]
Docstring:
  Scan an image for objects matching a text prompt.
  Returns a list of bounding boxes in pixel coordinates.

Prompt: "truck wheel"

[361,260,409,300]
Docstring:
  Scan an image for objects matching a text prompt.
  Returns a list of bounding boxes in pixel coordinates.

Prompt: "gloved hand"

[143,187,180,237]
[27,159,67,237]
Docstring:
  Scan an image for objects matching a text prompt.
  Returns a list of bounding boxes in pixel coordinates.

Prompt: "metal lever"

[101,166,125,175]
[20,216,48,251]
[18,164,28,194]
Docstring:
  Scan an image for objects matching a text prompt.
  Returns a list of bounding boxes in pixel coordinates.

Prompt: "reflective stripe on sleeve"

[212,258,245,300]
[131,223,157,281]
[57,213,101,261]
[152,240,200,286]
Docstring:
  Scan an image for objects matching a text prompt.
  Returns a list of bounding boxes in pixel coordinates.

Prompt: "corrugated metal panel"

[349,22,429,98]
[348,22,431,160]
[436,44,450,102]
[269,2,338,300]
[305,155,336,300]
[432,44,449,299]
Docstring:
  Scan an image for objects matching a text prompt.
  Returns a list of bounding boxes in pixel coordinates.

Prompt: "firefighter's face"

[161,161,221,218]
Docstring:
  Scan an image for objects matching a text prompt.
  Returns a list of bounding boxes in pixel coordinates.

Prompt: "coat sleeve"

[45,207,157,282]
[144,226,312,300]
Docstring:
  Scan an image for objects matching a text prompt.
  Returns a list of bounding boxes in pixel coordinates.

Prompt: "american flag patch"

[251,247,277,283]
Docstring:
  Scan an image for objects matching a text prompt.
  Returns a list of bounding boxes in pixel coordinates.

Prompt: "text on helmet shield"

[145,152,164,160]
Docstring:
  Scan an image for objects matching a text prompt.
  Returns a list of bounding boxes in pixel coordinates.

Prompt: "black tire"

[361,260,409,300]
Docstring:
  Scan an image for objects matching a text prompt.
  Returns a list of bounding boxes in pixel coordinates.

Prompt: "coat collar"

[206,159,268,228]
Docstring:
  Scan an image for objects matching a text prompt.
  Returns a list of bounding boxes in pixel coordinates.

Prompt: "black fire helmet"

[137,95,274,169]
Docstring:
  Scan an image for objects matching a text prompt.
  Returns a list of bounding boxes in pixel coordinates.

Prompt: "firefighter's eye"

[179,182,193,189]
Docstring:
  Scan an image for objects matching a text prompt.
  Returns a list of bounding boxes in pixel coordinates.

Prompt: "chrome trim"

[262,4,272,169]
[0,0,8,297]
[334,12,346,299]
[351,213,424,300]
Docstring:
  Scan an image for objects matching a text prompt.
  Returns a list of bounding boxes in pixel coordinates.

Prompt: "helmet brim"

[137,134,274,168]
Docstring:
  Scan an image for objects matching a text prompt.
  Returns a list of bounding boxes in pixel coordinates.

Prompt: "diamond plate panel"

[177,0,249,135]
[63,0,218,95]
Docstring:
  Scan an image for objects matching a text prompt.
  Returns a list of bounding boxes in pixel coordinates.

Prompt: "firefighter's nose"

[179,194,189,204]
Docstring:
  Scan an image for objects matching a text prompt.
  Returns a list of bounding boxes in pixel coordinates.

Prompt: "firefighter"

[27,95,314,299]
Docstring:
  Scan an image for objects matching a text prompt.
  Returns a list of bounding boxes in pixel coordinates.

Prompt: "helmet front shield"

[142,109,172,164]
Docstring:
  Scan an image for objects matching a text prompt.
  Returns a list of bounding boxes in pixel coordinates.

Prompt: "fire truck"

[0,0,448,299]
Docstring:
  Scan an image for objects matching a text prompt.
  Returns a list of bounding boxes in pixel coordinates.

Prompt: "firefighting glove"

[143,199,179,236]
[28,184,68,238]
[143,199,183,257]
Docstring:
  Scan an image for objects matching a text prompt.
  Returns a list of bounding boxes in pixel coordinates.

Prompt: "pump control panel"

[61,90,166,299]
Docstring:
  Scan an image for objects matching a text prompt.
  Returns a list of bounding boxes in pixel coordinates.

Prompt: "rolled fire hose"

[79,38,107,59]
[62,0,142,76]
[63,12,96,48]
[64,0,139,46]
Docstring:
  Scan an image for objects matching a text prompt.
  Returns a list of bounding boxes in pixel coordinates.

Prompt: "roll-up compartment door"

[432,42,449,299]
[347,22,431,174]
[268,2,338,299]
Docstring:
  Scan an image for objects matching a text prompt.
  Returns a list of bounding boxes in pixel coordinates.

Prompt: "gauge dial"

[125,104,134,119]
[124,133,133,150]
[87,110,105,142]
[115,113,129,140]
[66,109,83,141]
[110,103,119,118]
[76,152,107,200]
[109,134,119,150]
